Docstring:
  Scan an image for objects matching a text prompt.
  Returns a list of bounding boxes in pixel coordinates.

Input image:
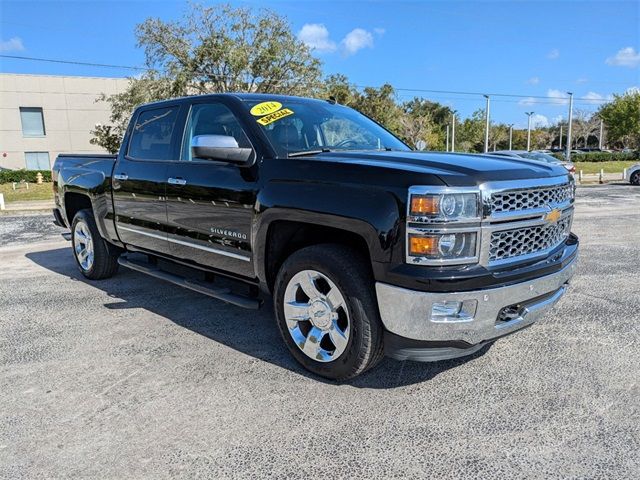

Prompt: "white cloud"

[626,86,640,95]
[0,37,25,52]
[606,47,640,68]
[527,76,540,85]
[297,24,336,53]
[576,77,588,84]
[341,28,374,56]
[518,97,536,106]
[581,91,613,105]
[547,88,569,105]
[531,114,550,128]
[373,27,386,36]
[553,115,564,124]
[547,48,560,60]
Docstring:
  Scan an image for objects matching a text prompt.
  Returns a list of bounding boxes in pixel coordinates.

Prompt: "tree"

[91,3,323,151]
[352,83,403,134]
[456,109,485,152]
[598,90,640,148]
[322,74,359,106]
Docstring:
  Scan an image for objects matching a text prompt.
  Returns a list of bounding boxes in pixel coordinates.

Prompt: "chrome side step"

[117,257,260,309]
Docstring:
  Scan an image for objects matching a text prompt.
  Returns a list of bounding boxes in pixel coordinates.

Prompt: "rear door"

[112,104,182,256]
[165,100,257,278]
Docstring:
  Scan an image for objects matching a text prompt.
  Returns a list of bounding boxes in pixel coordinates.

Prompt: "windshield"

[243,99,410,157]
[520,152,561,164]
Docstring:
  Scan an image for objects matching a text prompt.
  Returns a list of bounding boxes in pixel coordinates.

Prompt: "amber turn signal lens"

[409,235,438,256]
[410,195,438,216]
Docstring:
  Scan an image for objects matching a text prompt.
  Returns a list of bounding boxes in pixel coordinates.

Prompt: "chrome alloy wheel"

[283,270,350,362]
[73,221,94,271]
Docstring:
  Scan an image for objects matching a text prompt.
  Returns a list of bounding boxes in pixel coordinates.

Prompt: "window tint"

[182,103,251,161]
[127,106,179,160]
[25,152,50,170]
[20,107,46,137]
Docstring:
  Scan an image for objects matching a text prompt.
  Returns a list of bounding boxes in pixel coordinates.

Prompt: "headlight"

[410,192,479,221]
[409,232,477,261]
[407,186,482,265]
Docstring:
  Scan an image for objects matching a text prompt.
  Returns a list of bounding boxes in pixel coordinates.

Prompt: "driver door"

[165,101,257,278]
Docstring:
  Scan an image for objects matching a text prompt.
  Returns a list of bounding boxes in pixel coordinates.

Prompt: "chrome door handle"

[114,173,128,181]
[168,177,187,186]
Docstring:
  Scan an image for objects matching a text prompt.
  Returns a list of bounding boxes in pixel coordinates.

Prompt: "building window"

[20,107,46,137]
[25,152,50,170]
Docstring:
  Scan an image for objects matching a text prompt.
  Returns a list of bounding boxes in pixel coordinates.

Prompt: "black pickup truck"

[52,93,578,380]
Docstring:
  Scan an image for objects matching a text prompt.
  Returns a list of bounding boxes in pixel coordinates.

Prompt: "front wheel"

[71,209,120,280]
[273,244,384,380]
[631,171,640,186]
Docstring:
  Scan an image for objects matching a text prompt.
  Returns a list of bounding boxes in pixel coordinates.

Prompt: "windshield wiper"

[288,148,332,158]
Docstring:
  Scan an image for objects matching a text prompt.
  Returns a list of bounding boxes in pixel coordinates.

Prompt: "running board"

[117,257,260,309]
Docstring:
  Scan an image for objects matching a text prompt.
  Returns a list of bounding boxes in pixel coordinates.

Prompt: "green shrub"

[0,169,52,184]
[552,151,639,162]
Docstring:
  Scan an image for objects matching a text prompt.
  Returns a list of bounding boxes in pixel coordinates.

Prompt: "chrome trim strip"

[118,225,251,262]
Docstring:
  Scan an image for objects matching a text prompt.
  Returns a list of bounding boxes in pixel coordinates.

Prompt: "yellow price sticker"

[256,108,294,126]
[250,101,282,116]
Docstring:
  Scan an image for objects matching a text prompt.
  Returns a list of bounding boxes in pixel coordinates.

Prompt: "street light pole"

[559,124,563,150]
[598,118,604,150]
[483,95,490,153]
[526,112,534,151]
[446,125,450,152]
[566,92,574,162]
[508,124,514,150]
[451,113,456,152]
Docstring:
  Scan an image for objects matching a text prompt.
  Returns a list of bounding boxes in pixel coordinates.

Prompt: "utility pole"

[451,113,456,152]
[559,124,563,150]
[445,125,450,152]
[566,92,574,162]
[526,112,534,151]
[508,124,514,150]
[483,95,490,153]
[598,118,604,150]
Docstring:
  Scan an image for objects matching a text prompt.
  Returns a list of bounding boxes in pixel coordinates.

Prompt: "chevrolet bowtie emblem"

[544,208,562,224]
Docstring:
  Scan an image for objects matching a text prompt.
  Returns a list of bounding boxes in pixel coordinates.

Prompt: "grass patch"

[0,182,54,203]
[574,161,638,174]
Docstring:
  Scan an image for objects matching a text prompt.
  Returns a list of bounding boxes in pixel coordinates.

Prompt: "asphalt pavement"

[1,184,639,478]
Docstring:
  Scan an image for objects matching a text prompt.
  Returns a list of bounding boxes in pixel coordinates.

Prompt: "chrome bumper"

[376,256,577,345]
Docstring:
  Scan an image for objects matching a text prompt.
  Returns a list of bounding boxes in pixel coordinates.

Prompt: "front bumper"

[376,253,577,361]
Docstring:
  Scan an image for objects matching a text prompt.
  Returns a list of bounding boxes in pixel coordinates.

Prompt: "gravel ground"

[0,184,639,479]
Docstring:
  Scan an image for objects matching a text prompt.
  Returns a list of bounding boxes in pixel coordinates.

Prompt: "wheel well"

[64,192,92,224]
[265,220,372,291]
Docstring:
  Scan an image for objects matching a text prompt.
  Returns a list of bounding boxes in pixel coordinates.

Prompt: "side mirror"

[191,135,254,166]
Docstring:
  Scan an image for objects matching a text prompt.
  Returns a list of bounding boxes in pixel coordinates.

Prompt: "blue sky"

[1,0,638,127]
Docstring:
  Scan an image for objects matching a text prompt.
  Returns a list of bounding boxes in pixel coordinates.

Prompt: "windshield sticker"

[250,101,282,116]
[256,108,294,126]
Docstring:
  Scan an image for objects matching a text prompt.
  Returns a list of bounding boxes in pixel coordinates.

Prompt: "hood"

[306,150,569,187]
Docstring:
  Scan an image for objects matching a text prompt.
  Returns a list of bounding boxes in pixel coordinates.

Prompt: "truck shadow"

[26,247,490,389]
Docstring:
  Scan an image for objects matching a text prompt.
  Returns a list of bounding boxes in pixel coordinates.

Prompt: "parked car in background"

[491,150,576,175]
[625,163,640,185]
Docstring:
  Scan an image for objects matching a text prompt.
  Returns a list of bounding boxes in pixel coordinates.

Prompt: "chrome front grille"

[489,214,572,263]
[490,183,573,215]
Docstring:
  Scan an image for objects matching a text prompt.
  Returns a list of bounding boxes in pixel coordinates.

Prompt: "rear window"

[127,106,179,160]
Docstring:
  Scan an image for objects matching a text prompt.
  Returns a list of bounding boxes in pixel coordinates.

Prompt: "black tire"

[631,171,640,186]
[273,244,384,380]
[71,209,120,280]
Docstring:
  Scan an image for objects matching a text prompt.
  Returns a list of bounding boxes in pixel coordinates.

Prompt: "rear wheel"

[71,209,120,280]
[631,171,640,186]
[273,244,384,380]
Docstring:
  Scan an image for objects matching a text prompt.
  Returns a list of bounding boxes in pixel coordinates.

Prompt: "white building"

[0,73,128,170]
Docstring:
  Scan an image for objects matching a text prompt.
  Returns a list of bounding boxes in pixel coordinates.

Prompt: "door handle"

[114,173,128,181]
[168,177,187,186]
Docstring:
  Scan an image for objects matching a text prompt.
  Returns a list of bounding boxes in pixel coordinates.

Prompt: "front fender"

[253,180,403,286]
